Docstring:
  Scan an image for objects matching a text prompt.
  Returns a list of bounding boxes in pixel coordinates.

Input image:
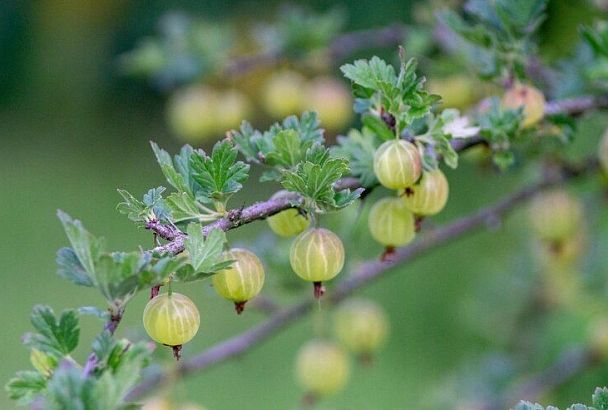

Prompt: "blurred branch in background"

[128,155,599,400]
[225,24,408,76]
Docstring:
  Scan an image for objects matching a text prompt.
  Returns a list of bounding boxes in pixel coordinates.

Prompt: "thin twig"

[147,93,606,257]
[128,159,597,400]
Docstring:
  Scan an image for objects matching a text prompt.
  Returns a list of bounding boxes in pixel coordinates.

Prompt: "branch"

[224,24,407,76]
[129,159,598,400]
[82,307,124,377]
[148,93,605,257]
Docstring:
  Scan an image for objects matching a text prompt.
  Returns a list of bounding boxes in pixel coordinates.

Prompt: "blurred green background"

[2,0,608,409]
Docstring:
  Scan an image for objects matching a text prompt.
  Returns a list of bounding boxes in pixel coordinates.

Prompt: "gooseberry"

[305,77,353,131]
[215,89,252,133]
[212,248,265,314]
[166,86,219,143]
[143,292,200,348]
[261,70,306,119]
[267,191,310,237]
[295,339,350,398]
[373,139,422,190]
[368,196,415,248]
[502,83,546,128]
[428,75,478,110]
[528,189,583,243]
[333,299,389,358]
[402,169,449,216]
[290,228,345,298]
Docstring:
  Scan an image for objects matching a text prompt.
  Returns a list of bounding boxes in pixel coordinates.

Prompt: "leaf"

[56,248,94,287]
[265,129,304,167]
[165,192,205,223]
[232,112,325,181]
[151,141,191,194]
[44,361,89,410]
[94,253,142,301]
[77,306,110,321]
[117,187,171,224]
[593,387,608,410]
[513,402,546,410]
[5,371,46,405]
[333,129,378,188]
[362,114,395,141]
[57,211,105,281]
[281,146,359,210]
[341,56,397,91]
[24,306,79,357]
[190,139,250,201]
[438,10,494,48]
[184,225,227,273]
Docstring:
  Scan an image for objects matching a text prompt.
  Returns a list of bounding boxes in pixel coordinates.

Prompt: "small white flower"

[442,116,480,139]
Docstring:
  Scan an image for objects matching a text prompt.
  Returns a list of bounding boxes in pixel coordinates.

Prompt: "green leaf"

[232,112,324,182]
[165,192,206,223]
[56,248,94,287]
[265,129,304,167]
[5,371,46,405]
[151,141,191,194]
[513,402,546,410]
[341,56,397,91]
[24,306,79,357]
[190,139,250,201]
[281,146,360,210]
[362,114,395,141]
[45,361,90,410]
[333,129,378,188]
[184,225,228,273]
[77,306,110,321]
[593,387,608,410]
[57,211,105,282]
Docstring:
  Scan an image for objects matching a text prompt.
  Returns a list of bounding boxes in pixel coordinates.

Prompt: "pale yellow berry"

[215,89,251,133]
[333,299,389,355]
[305,77,353,131]
[261,71,306,119]
[290,228,345,282]
[267,191,310,237]
[368,197,415,247]
[295,339,350,397]
[143,292,200,346]
[212,248,265,312]
[402,169,449,216]
[502,83,546,128]
[428,75,478,110]
[166,86,220,143]
[528,190,583,243]
[373,139,422,190]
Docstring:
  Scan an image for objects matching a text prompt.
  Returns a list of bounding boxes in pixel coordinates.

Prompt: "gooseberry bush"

[8,0,608,408]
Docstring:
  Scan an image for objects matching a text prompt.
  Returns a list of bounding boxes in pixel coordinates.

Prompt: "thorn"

[313,282,325,299]
[234,301,247,315]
